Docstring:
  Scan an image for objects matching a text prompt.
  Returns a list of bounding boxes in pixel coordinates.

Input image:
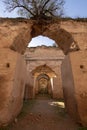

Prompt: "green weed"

[18,99,36,119]
[78,127,87,130]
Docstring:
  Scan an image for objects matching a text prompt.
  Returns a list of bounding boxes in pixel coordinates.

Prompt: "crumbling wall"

[70,51,87,126]
[0,18,75,54]
[31,21,74,54]
[0,18,87,126]
[0,48,27,126]
[60,20,87,51]
[61,20,87,126]
[0,18,32,53]
[61,50,87,126]
[61,55,80,122]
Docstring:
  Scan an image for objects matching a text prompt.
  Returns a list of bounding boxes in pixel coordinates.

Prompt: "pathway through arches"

[8,94,79,130]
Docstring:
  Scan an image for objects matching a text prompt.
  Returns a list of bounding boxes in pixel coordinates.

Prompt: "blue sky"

[64,0,87,18]
[0,0,87,18]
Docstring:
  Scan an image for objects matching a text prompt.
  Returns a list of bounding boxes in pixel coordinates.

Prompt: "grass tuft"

[78,127,87,130]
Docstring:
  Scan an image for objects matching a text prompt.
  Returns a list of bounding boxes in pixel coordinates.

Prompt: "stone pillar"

[24,84,30,100]
[48,80,52,95]
[52,65,63,99]
[61,54,80,123]
[34,79,38,94]
[24,72,35,99]
[69,51,87,126]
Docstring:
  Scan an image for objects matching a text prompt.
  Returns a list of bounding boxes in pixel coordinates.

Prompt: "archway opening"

[24,28,80,124]
[31,64,57,97]
[24,34,65,100]
[37,74,50,94]
[27,35,58,47]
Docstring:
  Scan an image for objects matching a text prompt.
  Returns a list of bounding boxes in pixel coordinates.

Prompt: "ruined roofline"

[26,46,61,52]
[0,17,87,23]
[27,45,59,48]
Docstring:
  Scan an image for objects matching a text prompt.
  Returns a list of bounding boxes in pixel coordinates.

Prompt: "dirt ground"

[4,94,80,130]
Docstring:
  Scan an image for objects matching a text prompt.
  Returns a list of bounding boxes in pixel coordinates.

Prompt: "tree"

[3,0,65,19]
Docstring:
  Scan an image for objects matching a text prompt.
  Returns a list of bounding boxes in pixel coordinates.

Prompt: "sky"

[28,35,57,47]
[0,0,87,18]
[64,0,87,18]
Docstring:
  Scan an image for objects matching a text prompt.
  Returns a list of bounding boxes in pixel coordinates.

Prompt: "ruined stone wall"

[0,18,87,53]
[60,20,87,51]
[0,19,33,125]
[69,51,87,126]
[0,18,87,126]
[0,48,27,126]
[60,20,87,126]
[62,51,87,126]
[0,18,32,53]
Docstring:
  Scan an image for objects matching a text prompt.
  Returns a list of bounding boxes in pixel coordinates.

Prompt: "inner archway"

[37,74,50,94]
[31,64,57,97]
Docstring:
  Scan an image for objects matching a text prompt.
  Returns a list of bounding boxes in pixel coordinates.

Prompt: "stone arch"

[37,74,50,94]
[32,64,57,78]
[37,74,50,81]
[31,64,57,96]
[10,21,79,54]
[30,22,79,54]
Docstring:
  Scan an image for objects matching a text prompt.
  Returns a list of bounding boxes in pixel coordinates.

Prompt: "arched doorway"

[31,64,57,97]
[37,74,50,94]
[23,24,80,124]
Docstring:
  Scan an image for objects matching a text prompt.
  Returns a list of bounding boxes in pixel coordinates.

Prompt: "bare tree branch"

[3,0,65,19]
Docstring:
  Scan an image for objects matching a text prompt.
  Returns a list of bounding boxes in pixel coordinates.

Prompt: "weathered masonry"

[0,18,87,127]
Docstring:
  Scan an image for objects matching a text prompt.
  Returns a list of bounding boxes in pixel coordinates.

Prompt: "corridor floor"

[8,95,79,130]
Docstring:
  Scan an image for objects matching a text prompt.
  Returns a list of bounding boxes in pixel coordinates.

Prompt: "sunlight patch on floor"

[48,101,65,108]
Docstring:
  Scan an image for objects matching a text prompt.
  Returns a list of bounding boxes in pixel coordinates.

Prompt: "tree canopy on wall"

[3,0,65,19]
